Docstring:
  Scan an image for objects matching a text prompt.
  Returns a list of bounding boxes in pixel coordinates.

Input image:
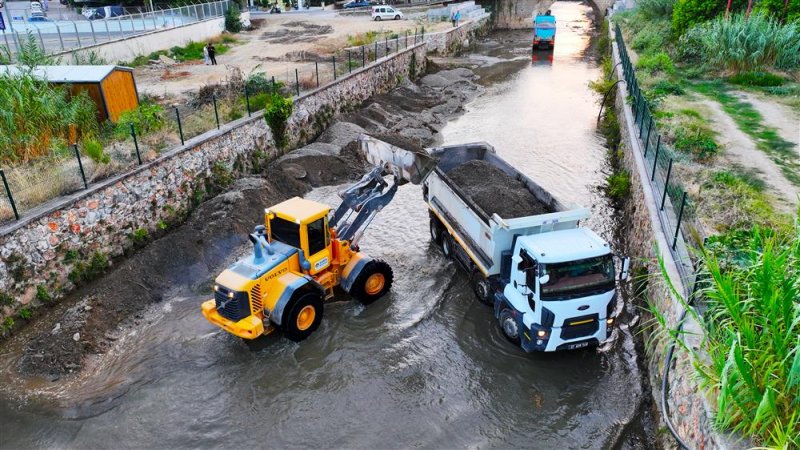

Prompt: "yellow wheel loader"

[201,136,436,344]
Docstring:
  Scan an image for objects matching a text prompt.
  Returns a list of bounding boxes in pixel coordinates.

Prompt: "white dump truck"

[423,142,629,352]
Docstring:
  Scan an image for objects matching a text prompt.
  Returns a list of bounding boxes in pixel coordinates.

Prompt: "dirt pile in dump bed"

[446,160,552,219]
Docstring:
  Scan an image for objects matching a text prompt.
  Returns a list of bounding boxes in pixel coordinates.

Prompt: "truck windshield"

[270,217,301,248]
[540,255,615,300]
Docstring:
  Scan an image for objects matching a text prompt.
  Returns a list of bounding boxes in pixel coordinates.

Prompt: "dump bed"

[424,142,589,276]
[534,15,556,40]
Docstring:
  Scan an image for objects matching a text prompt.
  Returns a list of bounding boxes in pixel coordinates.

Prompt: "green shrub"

[249,92,271,111]
[607,170,631,199]
[636,0,676,18]
[2,317,14,332]
[630,19,672,55]
[673,121,719,160]
[687,13,800,72]
[36,285,52,303]
[671,0,747,35]
[86,251,109,279]
[263,94,294,149]
[655,220,800,447]
[0,293,14,306]
[130,228,149,245]
[727,71,785,87]
[225,4,242,33]
[636,52,675,74]
[18,308,32,320]
[115,102,165,138]
[82,138,110,164]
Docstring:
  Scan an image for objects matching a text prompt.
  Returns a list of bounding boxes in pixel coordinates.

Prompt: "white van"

[372,5,403,20]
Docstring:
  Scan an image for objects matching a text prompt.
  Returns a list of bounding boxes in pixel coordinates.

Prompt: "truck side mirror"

[619,257,630,281]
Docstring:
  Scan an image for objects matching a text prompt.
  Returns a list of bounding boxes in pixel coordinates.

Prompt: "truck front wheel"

[351,260,394,305]
[499,309,521,345]
[281,291,324,342]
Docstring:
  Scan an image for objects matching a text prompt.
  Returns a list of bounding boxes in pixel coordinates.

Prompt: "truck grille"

[215,288,250,322]
[560,314,599,340]
[250,284,263,315]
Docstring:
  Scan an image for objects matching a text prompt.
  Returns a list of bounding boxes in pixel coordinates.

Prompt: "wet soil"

[447,160,552,218]
[13,63,484,379]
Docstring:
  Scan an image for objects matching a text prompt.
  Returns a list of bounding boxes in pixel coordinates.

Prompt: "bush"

[655,220,800,447]
[115,102,165,138]
[727,71,785,87]
[36,285,52,303]
[688,13,800,72]
[636,52,675,74]
[225,4,242,33]
[631,24,670,54]
[671,0,747,35]
[673,120,719,160]
[263,94,294,149]
[637,0,677,19]
[82,139,110,164]
[607,170,631,199]
[18,308,32,320]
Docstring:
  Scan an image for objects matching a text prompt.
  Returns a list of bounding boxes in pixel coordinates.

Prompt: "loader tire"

[350,260,393,305]
[281,290,324,342]
[429,216,443,245]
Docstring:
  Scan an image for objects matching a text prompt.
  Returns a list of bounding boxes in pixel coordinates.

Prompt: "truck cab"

[496,228,625,352]
[533,13,556,50]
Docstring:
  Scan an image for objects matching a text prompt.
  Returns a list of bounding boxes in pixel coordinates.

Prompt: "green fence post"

[175,107,184,145]
[73,144,88,189]
[672,192,687,250]
[0,170,19,220]
[130,124,142,165]
[661,159,673,211]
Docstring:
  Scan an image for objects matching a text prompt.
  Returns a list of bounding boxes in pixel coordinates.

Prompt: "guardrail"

[0,0,230,60]
[614,23,699,295]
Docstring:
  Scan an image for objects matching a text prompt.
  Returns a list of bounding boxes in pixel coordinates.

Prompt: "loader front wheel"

[281,291,324,342]
[351,260,393,305]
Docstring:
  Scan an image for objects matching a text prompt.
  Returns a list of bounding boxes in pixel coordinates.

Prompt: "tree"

[224,3,243,33]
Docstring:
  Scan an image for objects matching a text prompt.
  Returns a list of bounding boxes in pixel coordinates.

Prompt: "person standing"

[450,9,456,27]
[203,43,210,65]
[454,9,461,27]
[207,42,217,65]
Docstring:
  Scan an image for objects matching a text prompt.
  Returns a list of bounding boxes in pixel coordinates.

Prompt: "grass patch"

[636,52,676,75]
[697,169,789,232]
[607,170,631,199]
[727,71,786,87]
[692,81,800,186]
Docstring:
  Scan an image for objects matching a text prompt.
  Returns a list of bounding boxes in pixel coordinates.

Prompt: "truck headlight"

[606,317,614,327]
[537,330,547,338]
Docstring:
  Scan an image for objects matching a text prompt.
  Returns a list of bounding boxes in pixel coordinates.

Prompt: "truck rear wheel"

[499,309,521,345]
[429,217,443,245]
[441,233,454,259]
[472,270,493,305]
[351,260,394,305]
[281,291,324,342]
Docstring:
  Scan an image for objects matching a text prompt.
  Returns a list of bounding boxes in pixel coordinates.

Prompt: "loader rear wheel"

[430,217,443,245]
[351,260,393,305]
[441,233,454,259]
[281,291,324,342]
[499,308,521,345]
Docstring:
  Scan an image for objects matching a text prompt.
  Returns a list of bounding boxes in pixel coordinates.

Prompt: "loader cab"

[266,197,332,275]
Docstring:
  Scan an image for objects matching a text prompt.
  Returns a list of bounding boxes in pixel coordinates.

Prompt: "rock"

[281,163,308,180]
[315,122,366,148]
[420,74,451,88]
[51,323,61,335]
[158,54,176,65]
[72,332,80,342]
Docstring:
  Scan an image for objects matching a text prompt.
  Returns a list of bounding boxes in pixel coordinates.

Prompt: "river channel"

[0,2,655,448]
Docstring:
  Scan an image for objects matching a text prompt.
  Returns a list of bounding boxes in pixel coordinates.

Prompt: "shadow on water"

[0,2,655,448]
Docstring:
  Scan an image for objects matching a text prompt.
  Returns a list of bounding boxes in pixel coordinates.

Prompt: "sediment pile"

[446,160,551,218]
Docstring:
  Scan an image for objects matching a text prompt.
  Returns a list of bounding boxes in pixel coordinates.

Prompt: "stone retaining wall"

[0,40,430,332]
[609,36,746,450]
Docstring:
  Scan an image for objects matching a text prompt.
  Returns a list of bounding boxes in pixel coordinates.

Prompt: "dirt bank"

[447,160,552,218]
[12,64,483,379]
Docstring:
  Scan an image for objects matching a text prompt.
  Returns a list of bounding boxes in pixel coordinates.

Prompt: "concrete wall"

[608,34,747,450]
[56,16,228,64]
[0,17,490,333]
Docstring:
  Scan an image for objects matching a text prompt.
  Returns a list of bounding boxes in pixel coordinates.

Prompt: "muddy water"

[0,2,654,448]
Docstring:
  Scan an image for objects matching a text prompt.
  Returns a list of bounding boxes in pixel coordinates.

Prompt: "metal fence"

[0,30,426,224]
[614,23,699,295]
[0,0,230,60]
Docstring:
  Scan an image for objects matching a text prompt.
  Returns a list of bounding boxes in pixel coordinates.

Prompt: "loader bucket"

[358,135,437,185]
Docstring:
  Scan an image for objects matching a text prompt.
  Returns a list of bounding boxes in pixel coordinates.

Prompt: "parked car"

[371,5,402,20]
[343,0,370,8]
[82,5,124,20]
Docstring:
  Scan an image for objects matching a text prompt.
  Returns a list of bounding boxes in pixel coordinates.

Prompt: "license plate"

[567,341,589,350]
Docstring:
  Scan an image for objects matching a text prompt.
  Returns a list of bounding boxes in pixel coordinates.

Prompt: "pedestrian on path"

[450,10,456,27]
[203,44,210,65]
[454,10,461,26]
[206,42,217,65]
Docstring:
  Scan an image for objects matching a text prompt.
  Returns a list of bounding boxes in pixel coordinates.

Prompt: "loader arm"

[330,135,436,247]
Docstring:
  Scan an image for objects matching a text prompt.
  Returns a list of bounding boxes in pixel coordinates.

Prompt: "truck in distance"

[533,12,556,50]
[423,142,629,352]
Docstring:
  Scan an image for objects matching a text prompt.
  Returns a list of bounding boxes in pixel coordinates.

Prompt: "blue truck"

[533,12,556,50]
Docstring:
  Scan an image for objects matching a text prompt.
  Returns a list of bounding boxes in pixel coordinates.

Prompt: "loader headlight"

[213,284,219,292]
[227,291,235,299]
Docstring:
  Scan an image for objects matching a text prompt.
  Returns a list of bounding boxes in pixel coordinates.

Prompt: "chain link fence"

[615,23,700,295]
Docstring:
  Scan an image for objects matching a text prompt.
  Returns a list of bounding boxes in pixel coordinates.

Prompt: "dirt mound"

[261,21,333,44]
[316,122,367,148]
[447,160,552,219]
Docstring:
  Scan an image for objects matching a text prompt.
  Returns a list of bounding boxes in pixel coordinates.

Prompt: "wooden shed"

[1,65,139,123]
